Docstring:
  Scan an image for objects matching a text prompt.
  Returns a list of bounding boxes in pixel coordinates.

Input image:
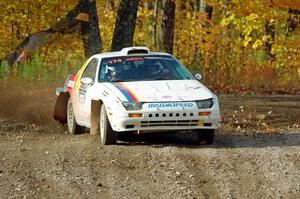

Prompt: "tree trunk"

[199,0,213,22]
[105,0,115,9]
[152,0,159,48]
[264,20,275,59]
[159,0,176,54]
[111,0,139,51]
[80,0,102,57]
[287,8,300,34]
[194,0,200,12]
[3,0,102,67]
[179,0,186,10]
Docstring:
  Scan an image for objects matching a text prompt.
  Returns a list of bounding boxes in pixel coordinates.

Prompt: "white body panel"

[75,80,221,132]
[61,48,221,133]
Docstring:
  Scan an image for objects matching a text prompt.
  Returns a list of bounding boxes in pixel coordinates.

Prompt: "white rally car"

[53,47,221,145]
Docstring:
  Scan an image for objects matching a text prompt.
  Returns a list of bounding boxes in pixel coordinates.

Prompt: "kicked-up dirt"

[0,84,299,199]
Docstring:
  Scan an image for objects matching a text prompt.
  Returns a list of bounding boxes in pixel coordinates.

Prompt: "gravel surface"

[0,85,299,198]
[0,130,299,199]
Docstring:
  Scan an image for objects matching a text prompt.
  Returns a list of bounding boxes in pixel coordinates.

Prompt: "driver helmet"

[149,63,162,75]
[107,64,123,73]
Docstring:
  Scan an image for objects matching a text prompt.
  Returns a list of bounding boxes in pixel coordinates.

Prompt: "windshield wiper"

[153,77,168,80]
[111,79,124,82]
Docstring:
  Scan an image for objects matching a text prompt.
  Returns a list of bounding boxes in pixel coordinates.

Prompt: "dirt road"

[0,127,299,199]
[0,85,299,198]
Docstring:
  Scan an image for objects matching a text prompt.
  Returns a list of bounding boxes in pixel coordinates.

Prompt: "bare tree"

[111,0,139,51]
[152,0,159,48]
[3,0,102,66]
[159,0,176,54]
[81,0,102,57]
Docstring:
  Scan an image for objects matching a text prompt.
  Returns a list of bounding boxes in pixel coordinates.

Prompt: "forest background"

[0,0,299,93]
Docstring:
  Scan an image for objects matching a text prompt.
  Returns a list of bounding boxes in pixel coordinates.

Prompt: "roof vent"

[120,47,150,55]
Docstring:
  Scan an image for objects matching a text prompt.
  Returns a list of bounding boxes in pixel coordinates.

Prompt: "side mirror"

[81,77,93,85]
[194,73,203,81]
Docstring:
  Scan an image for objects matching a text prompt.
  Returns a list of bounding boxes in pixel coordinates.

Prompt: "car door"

[77,58,99,125]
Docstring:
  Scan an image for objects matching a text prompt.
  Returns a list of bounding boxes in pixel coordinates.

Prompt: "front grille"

[141,120,199,127]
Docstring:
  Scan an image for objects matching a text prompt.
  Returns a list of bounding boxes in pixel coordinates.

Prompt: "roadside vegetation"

[0,0,299,91]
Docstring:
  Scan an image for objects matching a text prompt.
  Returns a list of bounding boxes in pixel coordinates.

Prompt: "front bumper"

[108,107,221,132]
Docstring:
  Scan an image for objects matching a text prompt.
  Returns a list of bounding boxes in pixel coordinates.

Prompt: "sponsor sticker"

[148,102,194,108]
[145,56,174,61]
[79,92,85,104]
[125,57,145,61]
[108,59,123,64]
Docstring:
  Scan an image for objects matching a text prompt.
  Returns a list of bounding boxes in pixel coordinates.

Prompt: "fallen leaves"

[221,98,300,135]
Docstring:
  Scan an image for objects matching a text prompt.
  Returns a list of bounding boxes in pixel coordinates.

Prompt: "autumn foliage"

[0,0,299,90]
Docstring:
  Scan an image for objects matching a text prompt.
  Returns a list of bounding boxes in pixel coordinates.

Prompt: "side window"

[82,58,98,83]
[99,61,106,82]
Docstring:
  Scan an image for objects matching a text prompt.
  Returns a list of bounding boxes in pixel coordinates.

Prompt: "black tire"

[197,129,215,145]
[67,98,84,134]
[99,104,117,145]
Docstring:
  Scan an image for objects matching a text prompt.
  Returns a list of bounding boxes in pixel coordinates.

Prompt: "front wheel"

[99,104,117,145]
[197,129,215,145]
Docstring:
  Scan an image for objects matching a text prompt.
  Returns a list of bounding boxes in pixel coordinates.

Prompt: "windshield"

[98,55,195,82]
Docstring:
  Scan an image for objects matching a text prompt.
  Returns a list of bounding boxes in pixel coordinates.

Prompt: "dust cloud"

[0,83,57,126]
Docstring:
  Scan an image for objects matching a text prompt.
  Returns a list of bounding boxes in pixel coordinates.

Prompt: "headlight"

[195,99,214,109]
[122,102,143,110]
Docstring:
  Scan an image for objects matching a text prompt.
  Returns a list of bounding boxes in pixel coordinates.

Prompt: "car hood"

[103,80,214,102]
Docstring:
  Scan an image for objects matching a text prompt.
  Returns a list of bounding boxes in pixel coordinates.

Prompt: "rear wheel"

[67,98,84,134]
[197,129,215,145]
[99,104,117,145]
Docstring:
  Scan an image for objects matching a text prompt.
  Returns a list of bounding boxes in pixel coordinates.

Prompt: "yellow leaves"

[137,7,152,18]
[252,39,263,49]
[220,13,236,26]
[262,35,271,42]
[242,13,261,32]
[243,35,252,47]
[247,13,259,21]
[0,0,299,88]
[271,45,283,57]
[186,11,192,19]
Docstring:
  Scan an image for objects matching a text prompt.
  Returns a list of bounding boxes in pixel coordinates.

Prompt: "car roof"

[91,47,172,59]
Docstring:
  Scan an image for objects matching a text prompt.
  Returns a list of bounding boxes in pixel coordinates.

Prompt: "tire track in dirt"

[164,147,221,199]
[192,133,300,199]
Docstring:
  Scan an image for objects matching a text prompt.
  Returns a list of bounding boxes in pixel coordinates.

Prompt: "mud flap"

[53,92,69,124]
[90,100,101,135]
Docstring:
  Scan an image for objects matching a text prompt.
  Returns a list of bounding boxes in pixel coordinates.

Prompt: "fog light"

[128,113,143,118]
[198,112,211,116]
